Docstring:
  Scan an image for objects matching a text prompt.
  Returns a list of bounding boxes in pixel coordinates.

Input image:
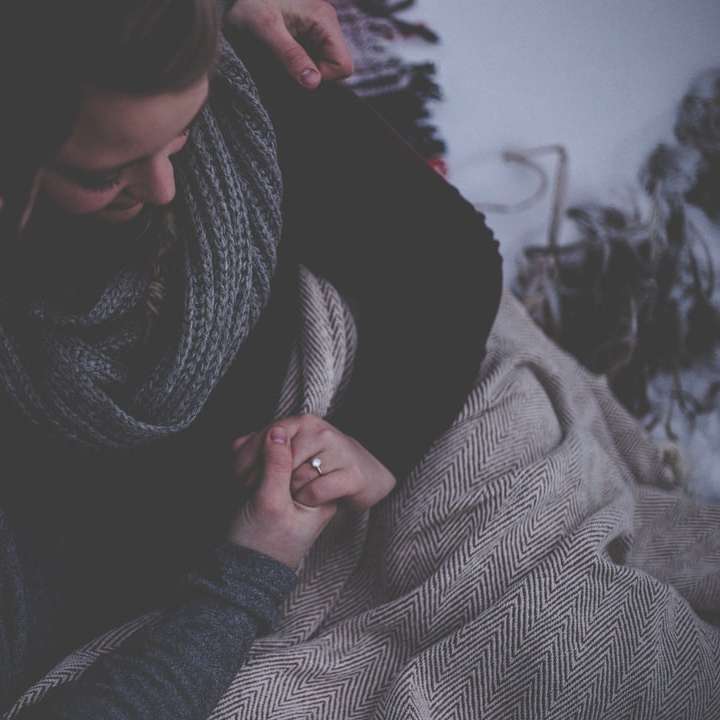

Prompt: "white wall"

[397,0,720,273]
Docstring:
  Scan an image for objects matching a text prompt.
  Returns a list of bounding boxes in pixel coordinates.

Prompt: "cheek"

[39,174,124,215]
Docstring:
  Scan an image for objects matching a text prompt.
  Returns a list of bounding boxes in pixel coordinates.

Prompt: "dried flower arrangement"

[510,69,720,453]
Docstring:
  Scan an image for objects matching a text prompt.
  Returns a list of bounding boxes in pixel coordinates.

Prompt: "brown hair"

[74,0,221,94]
[0,0,220,236]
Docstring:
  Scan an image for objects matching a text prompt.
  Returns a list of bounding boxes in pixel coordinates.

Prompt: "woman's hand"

[227,424,338,570]
[232,414,397,512]
[225,0,354,89]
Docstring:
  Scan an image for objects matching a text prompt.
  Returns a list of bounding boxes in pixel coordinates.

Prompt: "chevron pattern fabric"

[7,270,720,720]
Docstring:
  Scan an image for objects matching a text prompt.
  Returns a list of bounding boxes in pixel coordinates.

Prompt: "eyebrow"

[52,90,210,177]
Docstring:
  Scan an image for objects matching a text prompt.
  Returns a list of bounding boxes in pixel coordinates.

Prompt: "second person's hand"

[225,0,354,90]
[226,424,338,570]
[232,414,397,513]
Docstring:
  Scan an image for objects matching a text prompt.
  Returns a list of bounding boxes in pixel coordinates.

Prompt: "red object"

[427,156,448,179]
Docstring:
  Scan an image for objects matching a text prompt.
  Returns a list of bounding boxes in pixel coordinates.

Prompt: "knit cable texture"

[0,38,283,449]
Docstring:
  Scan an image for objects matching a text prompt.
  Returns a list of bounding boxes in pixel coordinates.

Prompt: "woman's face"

[38,75,209,224]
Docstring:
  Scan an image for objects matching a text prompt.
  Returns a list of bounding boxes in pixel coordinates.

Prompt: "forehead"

[57,76,209,171]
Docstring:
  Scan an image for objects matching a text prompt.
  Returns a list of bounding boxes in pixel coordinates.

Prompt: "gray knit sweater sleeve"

[14,542,297,720]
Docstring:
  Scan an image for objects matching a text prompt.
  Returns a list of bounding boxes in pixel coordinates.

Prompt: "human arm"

[4,430,331,720]
[1,504,294,720]
[9,543,295,720]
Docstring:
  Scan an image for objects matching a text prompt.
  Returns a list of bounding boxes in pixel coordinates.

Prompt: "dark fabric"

[233,30,503,480]
[0,31,502,720]
[4,535,296,720]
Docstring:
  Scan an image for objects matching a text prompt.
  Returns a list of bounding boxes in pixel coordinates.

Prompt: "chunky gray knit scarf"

[0,39,283,449]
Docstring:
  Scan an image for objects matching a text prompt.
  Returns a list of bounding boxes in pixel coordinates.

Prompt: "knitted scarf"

[0,39,283,450]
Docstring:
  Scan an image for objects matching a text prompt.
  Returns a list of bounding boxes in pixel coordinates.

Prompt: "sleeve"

[229,30,504,481]
[11,542,297,720]
[0,510,33,711]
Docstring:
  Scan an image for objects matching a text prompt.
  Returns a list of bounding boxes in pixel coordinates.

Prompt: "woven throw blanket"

[7,273,720,719]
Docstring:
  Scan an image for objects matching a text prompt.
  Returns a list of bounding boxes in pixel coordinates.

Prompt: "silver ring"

[310,456,323,475]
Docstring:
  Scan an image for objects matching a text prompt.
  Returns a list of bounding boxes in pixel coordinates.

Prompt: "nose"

[130,154,177,207]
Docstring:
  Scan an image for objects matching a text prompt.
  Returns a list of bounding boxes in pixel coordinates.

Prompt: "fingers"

[293,471,349,508]
[293,463,395,512]
[232,432,261,482]
[233,419,305,487]
[237,1,353,88]
[290,429,339,474]
[232,419,384,512]
[232,432,256,452]
[232,417,304,479]
[290,461,322,494]
[303,7,354,81]
[253,426,294,510]
[249,9,323,89]
[233,416,346,498]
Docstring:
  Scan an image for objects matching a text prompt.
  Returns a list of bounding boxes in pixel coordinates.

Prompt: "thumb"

[256,426,294,505]
[251,17,321,89]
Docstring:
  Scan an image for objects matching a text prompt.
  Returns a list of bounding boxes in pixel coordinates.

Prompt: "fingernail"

[271,428,287,444]
[300,68,320,87]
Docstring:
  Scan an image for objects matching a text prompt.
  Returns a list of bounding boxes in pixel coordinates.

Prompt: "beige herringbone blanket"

[7,268,720,719]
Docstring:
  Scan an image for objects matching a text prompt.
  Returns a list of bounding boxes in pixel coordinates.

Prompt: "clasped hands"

[226,414,396,570]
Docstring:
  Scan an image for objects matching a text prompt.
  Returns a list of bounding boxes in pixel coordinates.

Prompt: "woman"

[0,1,394,718]
[4,2,720,720]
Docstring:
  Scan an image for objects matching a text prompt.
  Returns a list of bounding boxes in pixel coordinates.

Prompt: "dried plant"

[511,68,720,440]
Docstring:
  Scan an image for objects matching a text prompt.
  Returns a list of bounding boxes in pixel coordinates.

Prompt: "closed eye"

[68,170,123,192]
[58,122,195,193]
